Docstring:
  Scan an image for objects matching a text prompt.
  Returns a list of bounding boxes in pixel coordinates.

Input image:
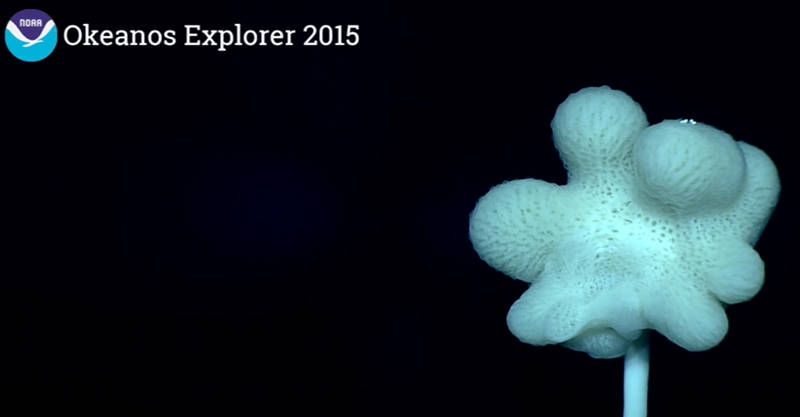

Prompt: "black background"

[4,2,798,416]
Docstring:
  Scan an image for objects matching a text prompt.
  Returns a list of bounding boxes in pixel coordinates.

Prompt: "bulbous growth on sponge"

[633,120,746,215]
[551,86,648,183]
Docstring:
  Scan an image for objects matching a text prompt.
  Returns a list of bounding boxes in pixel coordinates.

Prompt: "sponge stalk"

[623,332,650,417]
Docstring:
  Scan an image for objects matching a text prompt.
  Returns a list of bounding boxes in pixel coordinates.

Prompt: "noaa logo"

[5,9,57,62]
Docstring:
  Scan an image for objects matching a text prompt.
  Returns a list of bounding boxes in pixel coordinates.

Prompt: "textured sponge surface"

[470,86,780,358]
[551,86,648,183]
[633,120,746,215]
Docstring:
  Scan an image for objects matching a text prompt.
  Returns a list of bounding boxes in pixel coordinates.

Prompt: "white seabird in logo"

[6,20,55,47]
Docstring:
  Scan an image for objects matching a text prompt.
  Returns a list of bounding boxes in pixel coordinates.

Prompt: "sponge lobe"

[642,279,729,351]
[633,120,746,215]
[729,142,781,244]
[469,179,572,283]
[562,327,633,359]
[551,86,648,181]
[704,240,764,304]
[505,237,648,358]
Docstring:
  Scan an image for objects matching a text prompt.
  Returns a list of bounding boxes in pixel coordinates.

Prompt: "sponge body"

[469,87,779,358]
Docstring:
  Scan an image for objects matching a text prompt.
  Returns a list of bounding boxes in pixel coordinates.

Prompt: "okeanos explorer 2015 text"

[62,23,360,51]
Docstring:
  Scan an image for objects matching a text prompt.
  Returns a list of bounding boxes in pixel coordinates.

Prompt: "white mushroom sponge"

[469,86,780,358]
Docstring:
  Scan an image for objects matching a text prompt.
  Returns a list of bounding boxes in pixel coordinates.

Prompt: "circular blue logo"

[5,9,57,62]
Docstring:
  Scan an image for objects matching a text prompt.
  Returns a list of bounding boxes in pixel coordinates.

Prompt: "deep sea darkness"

[4,2,798,416]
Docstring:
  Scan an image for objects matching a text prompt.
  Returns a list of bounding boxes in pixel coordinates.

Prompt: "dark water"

[4,2,797,416]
